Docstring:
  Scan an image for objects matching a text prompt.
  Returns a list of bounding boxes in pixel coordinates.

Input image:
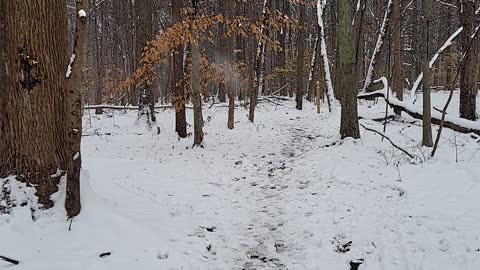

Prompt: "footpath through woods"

[2,97,480,270]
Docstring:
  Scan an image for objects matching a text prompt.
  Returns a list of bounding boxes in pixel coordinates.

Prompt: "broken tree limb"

[83,105,193,110]
[360,123,416,159]
[358,82,480,137]
[0,255,19,265]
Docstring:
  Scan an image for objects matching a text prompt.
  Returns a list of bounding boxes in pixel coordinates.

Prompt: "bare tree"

[422,0,433,147]
[458,0,478,120]
[191,0,204,146]
[295,1,306,110]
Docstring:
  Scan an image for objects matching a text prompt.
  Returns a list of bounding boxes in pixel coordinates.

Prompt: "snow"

[78,9,87,18]
[66,53,76,78]
[2,96,480,269]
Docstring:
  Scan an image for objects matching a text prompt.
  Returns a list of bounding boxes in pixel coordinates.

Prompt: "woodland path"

[80,105,477,270]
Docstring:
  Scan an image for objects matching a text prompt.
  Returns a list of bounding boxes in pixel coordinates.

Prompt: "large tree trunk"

[295,2,306,110]
[0,0,68,208]
[421,0,433,147]
[172,0,188,138]
[458,0,478,120]
[339,0,360,138]
[136,0,156,125]
[65,0,88,218]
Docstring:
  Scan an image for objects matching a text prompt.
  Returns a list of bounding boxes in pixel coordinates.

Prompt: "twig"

[360,124,416,159]
[0,255,19,265]
[68,217,73,231]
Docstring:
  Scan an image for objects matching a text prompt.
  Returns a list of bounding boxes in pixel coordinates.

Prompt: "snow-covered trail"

[80,97,480,269]
[2,96,480,270]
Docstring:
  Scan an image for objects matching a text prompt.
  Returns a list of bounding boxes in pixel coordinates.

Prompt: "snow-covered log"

[316,0,335,112]
[358,77,480,136]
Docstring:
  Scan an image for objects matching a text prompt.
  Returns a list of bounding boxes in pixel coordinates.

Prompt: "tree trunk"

[136,0,156,125]
[295,2,306,110]
[227,0,235,129]
[421,0,433,146]
[172,0,188,138]
[95,0,107,115]
[391,0,403,115]
[0,0,69,208]
[191,0,204,146]
[339,0,360,139]
[249,0,269,123]
[458,0,478,120]
[65,0,89,218]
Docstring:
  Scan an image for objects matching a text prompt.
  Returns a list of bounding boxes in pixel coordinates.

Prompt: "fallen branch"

[0,255,19,265]
[83,105,193,110]
[360,123,416,159]
[358,88,480,136]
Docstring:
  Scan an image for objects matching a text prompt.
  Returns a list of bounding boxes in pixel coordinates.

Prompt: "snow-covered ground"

[2,91,480,270]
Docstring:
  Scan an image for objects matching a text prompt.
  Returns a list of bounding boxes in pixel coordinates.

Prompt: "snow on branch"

[316,0,335,112]
[407,27,463,104]
[408,8,480,104]
[361,0,393,93]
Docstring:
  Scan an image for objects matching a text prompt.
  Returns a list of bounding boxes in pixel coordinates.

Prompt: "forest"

[0,0,480,269]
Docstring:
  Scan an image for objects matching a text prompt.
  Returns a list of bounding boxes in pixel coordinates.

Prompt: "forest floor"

[1,91,480,270]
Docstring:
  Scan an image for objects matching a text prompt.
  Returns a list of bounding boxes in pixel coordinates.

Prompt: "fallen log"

[83,105,193,110]
[358,89,480,136]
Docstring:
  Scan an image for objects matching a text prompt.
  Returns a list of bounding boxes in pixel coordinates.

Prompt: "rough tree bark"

[0,0,68,208]
[339,0,360,138]
[458,0,478,120]
[65,0,89,218]
[172,0,188,138]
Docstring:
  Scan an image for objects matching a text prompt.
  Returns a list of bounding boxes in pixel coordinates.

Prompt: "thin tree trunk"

[227,0,235,129]
[249,0,269,123]
[65,1,88,217]
[422,0,433,146]
[172,0,188,138]
[191,0,204,146]
[295,2,306,110]
[136,0,156,125]
[391,0,403,115]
